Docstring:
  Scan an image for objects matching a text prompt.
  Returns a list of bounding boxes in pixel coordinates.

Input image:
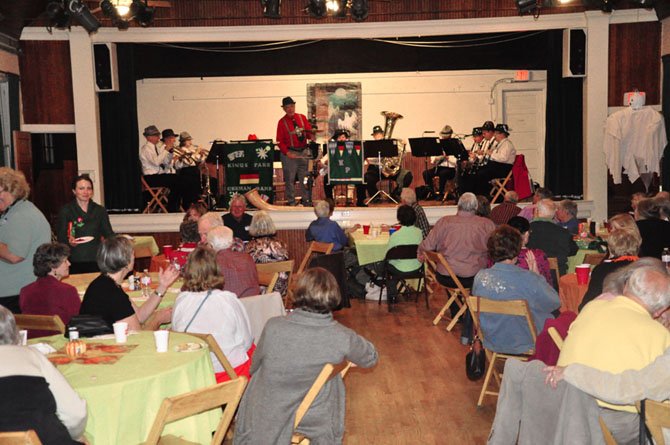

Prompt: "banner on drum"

[224,141,274,207]
[327,140,364,184]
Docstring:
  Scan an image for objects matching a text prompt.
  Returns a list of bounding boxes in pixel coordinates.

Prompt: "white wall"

[136,69,547,152]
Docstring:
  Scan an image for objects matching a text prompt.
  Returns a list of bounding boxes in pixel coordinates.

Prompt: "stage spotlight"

[350,0,368,21]
[47,1,70,29]
[261,0,281,18]
[307,0,327,17]
[630,0,654,7]
[100,0,130,30]
[67,0,101,33]
[130,0,155,27]
[515,0,540,14]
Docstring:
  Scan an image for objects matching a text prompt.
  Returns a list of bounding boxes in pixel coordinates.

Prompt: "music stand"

[438,138,468,197]
[206,140,228,207]
[409,137,443,189]
[364,139,399,204]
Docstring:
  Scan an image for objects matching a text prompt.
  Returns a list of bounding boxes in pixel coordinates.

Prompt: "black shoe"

[356,202,368,207]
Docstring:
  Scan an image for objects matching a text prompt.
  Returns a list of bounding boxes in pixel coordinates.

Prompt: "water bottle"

[662,248,670,272]
[140,269,152,297]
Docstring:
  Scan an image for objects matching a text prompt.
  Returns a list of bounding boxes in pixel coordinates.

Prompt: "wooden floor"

[334,291,496,444]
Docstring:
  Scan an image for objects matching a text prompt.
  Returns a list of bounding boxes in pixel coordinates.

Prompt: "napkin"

[29,343,57,355]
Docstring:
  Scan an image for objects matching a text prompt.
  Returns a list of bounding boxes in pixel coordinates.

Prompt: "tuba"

[379,111,405,177]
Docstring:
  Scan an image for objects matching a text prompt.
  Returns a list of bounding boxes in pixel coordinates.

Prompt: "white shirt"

[139,141,174,175]
[172,289,254,372]
[490,137,516,164]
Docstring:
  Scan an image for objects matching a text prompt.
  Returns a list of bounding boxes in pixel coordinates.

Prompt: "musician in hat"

[364,125,413,204]
[276,96,314,206]
[139,125,184,212]
[174,131,211,209]
[422,124,466,200]
[470,123,516,197]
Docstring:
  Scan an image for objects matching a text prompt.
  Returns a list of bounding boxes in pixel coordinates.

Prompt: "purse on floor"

[465,296,486,381]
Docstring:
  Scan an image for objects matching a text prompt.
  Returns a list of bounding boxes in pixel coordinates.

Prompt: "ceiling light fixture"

[350,0,368,21]
[261,0,281,18]
[129,0,155,27]
[307,0,327,17]
[67,0,101,33]
[100,0,130,29]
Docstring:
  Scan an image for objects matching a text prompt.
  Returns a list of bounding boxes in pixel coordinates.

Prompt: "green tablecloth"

[349,230,390,266]
[32,331,219,445]
[133,235,160,258]
[567,249,599,274]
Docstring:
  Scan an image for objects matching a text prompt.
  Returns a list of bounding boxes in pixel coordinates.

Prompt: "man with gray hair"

[489,190,521,225]
[558,261,670,444]
[400,188,429,238]
[419,192,494,288]
[519,187,553,221]
[306,200,348,251]
[197,212,224,244]
[556,199,579,235]
[527,199,577,275]
[207,226,260,298]
[223,194,252,242]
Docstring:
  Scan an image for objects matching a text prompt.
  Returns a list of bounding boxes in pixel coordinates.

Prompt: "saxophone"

[379,111,404,177]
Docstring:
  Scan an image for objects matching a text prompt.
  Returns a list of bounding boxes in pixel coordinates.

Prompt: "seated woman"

[244,211,290,295]
[0,306,87,444]
[635,197,670,258]
[384,205,423,306]
[472,225,560,354]
[179,219,200,247]
[79,236,176,330]
[234,268,378,445]
[578,228,640,311]
[506,216,553,286]
[306,200,348,252]
[183,202,207,223]
[19,243,81,338]
[172,246,254,382]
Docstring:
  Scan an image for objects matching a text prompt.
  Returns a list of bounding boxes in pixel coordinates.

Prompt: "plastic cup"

[363,224,370,235]
[163,245,173,255]
[393,225,401,231]
[389,228,397,236]
[154,330,169,353]
[575,264,590,285]
[113,322,128,344]
[19,330,27,346]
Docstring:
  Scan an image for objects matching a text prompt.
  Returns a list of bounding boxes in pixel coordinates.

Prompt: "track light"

[307,0,327,17]
[261,0,281,18]
[67,0,101,33]
[129,0,155,27]
[47,1,70,28]
[350,0,368,21]
[100,0,130,30]
[515,0,541,15]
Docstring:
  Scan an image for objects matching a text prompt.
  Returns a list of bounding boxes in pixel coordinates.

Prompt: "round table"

[558,273,588,313]
[349,229,390,265]
[33,331,219,445]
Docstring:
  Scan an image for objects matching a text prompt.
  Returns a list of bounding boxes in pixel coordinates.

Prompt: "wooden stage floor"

[335,291,496,444]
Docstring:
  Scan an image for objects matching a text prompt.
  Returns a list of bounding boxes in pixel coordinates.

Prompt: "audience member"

[505,216,553,286]
[635,198,670,258]
[19,243,80,338]
[518,187,552,221]
[475,195,491,218]
[555,199,579,235]
[608,213,641,238]
[306,201,348,251]
[527,199,577,275]
[0,167,51,314]
[171,246,254,382]
[183,202,207,223]
[655,190,670,201]
[472,225,559,354]
[630,192,646,215]
[400,188,430,238]
[579,229,640,311]
[419,193,494,289]
[234,268,378,444]
[197,212,224,244]
[207,226,260,298]
[557,261,670,445]
[384,205,423,306]
[245,211,290,295]
[179,220,200,245]
[655,193,670,220]
[79,237,176,330]
[223,194,253,242]
[0,306,87,444]
[489,191,522,225]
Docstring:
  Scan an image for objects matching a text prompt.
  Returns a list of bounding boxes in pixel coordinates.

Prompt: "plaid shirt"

[216,249,261,298]
[412,202,430,238]
[489,202,522,226]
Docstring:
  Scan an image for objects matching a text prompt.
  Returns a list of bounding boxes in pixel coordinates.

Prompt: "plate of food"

[175,342,204,352]
[74,236,94,244]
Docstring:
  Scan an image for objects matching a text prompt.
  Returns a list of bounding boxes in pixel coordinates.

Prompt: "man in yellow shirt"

[558,264,670,445]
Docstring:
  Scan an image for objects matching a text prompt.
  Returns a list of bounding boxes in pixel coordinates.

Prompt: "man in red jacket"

[276,96,314,206]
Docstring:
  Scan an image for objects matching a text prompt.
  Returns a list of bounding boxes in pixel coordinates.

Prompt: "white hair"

[536,199,556,218]
[400,188,417,205]
[0,306,19,345]
[314,201,330,218]
[230,193,247,207]
[207,226,234,251]
[457,193,478,213]
[198,212,223,234]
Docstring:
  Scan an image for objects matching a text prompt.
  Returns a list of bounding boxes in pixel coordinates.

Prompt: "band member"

[139,125,183,212]
[469,127,485,153]
[174,131,214,207]
[471,123,516,197]
[276,96,314,206]
[320,129,367,206]
[422,125,466,200]
[364,126,413,202]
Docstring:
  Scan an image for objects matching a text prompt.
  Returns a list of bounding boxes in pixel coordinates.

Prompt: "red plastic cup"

[163,245,173,256]
[575,265,590,285]
[393,225,401,231]
[363,225,370,235]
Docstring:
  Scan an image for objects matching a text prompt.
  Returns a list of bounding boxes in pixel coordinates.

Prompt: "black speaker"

[93,43,118,92]
[562,29,586,78]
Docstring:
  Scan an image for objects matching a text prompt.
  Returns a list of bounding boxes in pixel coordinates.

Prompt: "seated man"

[139,125,182,212]
[207,226,260,298]
[364,125,413,203]
[489,190,522,225]
[471,123,516,197]
[197,212,224,244]
[306,201,348,252]
[556,199,579,235]
[527,199,577,275]
[422,125,466,200]
[518,187,553,221]
[558,260,670,445]
[400,188,429,238]
[223,194,253,242]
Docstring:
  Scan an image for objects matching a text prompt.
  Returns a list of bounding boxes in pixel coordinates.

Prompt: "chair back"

[294,361,352,430]
[423,251,469,294]
[184,332,238,380]
[547,257,560,291]
[384,244,419,262]
[297,242,334,275]
[467,295,537,352]
[14,314,65,335]
[583,253,606,266]
[638,400,670,445]
[0,430,42,444]
[144,377,248,445]
[256,260,294,293]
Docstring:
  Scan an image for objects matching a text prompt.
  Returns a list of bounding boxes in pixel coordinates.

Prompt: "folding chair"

[297,242,334,275]
[547,326,564,350]
[141,176,169,214]
[0,430,42,445]
[143,377,248,445]
[185,332,238,380]
[377,244,427,311]
[14,314,65,335]
[638,399,670,445]
[583,253,606,267]
[424,251,470,331]
[291,361,353,445]
[489,168,514,204]
[256,260,294,294]
[467,295,537,407]
[599,416,619,445]
[548,257,560,291]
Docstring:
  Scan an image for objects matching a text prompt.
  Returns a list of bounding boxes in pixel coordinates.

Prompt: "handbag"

[465,296,486,381]
[65,315,113,338]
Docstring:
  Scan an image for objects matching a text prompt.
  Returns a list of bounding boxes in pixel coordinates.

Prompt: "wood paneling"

[33,159,78,227]
[609,22,662,106]
[18,40,74,125]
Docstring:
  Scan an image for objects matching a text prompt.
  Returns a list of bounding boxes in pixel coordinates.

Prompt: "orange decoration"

[65,340,87,358]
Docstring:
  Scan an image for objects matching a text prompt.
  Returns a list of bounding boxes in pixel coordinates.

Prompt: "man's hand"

[286,151,300,159]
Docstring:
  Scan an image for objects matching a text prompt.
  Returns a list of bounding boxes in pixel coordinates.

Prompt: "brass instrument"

[172,146,198,166]
[379,111,404,178]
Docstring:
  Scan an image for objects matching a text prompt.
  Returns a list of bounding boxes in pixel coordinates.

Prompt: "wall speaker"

[562,28,587,78]
[93,43,119,92]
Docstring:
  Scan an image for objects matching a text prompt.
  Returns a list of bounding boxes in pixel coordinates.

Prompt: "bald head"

[536,199,556,219]
[624,267,670,315]
[198,212,224,244]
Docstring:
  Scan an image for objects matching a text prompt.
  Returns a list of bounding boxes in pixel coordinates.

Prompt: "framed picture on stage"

[307,82,362,141]
[223,140,274,207]
[327,140,364,184]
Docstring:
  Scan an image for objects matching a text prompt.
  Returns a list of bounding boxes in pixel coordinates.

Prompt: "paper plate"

[74,236,94,244]
[175,342,204,352]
